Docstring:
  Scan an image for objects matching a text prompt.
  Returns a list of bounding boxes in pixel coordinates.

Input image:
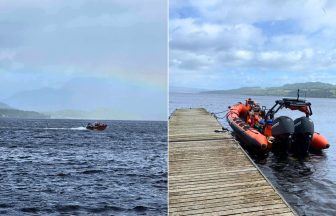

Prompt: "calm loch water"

[0,119,167,215]
[170,92,336,216]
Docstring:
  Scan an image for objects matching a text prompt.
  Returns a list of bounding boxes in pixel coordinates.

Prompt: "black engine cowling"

[271,116,294,155]
[294,116,314,135]
[272,116,294,137]
[291,117,314,157]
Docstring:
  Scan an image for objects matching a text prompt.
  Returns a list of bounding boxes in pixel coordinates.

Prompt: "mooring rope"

[211,109,229,120]
[215,115,227,119]
[212,110,228,115]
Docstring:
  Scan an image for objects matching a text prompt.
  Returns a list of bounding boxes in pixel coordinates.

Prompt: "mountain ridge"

[202,82,336,98]
[0,108,49,119]
[0,102,11,109]
[3,77,166,120]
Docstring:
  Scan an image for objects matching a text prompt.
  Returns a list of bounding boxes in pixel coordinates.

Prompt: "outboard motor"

[292,117,314,157]
[271,116,294,155]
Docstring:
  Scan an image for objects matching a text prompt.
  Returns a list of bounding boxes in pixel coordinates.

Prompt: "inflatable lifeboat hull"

[227,99,329,155]
[227,103,270,154]
[86,125,107,131]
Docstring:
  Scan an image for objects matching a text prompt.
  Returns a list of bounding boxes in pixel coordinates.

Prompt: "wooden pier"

[169,108,296,216]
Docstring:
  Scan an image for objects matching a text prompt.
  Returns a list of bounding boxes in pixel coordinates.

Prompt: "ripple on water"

[0,119,167,215]
[81,169,104,174]
[21,207,39,213]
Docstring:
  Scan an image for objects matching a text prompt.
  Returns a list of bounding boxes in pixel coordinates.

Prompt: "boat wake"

[70,126,87,130]
[43,127,87,131]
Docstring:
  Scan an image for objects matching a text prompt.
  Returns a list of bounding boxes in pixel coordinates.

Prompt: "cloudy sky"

[0,0,167,120]
[170,0,336,90]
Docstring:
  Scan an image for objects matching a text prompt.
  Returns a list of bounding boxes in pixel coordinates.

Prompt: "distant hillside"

[202,82,336,98]
[170,86,210,93]
[3,77,166,120]
[0,102,11,109]
[44,109,89,119]
[44,108,138,120]
[0,108,49,119]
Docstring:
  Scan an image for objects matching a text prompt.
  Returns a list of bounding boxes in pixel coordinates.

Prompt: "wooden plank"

[169,187,276,205]
[169,108,296,216]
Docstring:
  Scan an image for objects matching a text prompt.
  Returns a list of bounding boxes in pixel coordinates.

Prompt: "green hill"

[203,82,336,98]
[0,101,49,119]
[0,108,49,119]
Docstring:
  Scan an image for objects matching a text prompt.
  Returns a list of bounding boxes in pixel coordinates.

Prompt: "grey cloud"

[171,50,213,71]
[0,0,167,81]
[0,0,167,120]
[170,7,336,74]
[170,19,265,52]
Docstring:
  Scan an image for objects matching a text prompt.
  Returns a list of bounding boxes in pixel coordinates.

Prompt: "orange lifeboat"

[86,122,107,131]
[227,95,330,156]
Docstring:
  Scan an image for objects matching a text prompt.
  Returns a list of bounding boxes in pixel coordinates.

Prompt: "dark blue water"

[0,119,167,215]
[170,92,336,216]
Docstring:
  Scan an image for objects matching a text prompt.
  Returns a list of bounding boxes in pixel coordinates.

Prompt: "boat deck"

[169,108,296,215]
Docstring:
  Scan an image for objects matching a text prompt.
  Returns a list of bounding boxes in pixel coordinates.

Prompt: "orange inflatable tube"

[227,103,271,154]
[311,132,329,150]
